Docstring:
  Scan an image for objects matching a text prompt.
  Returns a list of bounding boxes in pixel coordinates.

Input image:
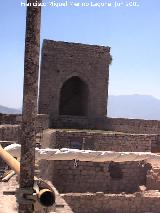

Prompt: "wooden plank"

[18,0,41,212]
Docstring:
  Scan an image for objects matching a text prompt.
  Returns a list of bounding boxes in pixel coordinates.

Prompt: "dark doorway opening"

[59,76,88,116]
[108,162,123,179]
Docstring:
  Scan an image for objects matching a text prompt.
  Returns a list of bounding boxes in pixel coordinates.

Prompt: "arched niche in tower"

[59,76,89,116]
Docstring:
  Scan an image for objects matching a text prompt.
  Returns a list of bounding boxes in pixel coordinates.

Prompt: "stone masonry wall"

[151,135,160,152]
[62,192,160,213]
[50,115,160,136]
[39,129,160,153]
[50,130,153,152]
[36,114,49,131]
[0,114,22,125]
[0,114,49,130]
[39,40,111,125]
[106,117,160,134]
[40,129,57,148]
[51,160,151,193]
[0,125,20,142]
[0,114,49,144]
[52,115,89,129]
[146,165,160,190]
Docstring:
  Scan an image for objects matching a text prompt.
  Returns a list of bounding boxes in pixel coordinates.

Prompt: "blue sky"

[0,0,160,108]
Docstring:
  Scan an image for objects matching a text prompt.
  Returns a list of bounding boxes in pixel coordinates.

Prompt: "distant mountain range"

[0,105,21,114]
[107,95,160,120]
[1,95,160,120]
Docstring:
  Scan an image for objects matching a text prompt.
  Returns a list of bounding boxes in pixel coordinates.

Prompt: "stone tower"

[38,40,111,128]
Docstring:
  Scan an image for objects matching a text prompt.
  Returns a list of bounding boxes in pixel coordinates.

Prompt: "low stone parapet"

[62,191,160,213]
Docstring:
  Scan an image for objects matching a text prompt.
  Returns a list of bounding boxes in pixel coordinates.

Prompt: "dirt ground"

[0,176,18,213]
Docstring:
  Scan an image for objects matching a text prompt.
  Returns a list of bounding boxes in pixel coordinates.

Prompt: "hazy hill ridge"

[0,105,21,114]
[1,95,160,120]
[108,95,160,120]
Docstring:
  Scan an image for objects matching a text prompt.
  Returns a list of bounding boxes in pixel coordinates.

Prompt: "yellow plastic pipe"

[0,144,55,207]
[0,144,20,174]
